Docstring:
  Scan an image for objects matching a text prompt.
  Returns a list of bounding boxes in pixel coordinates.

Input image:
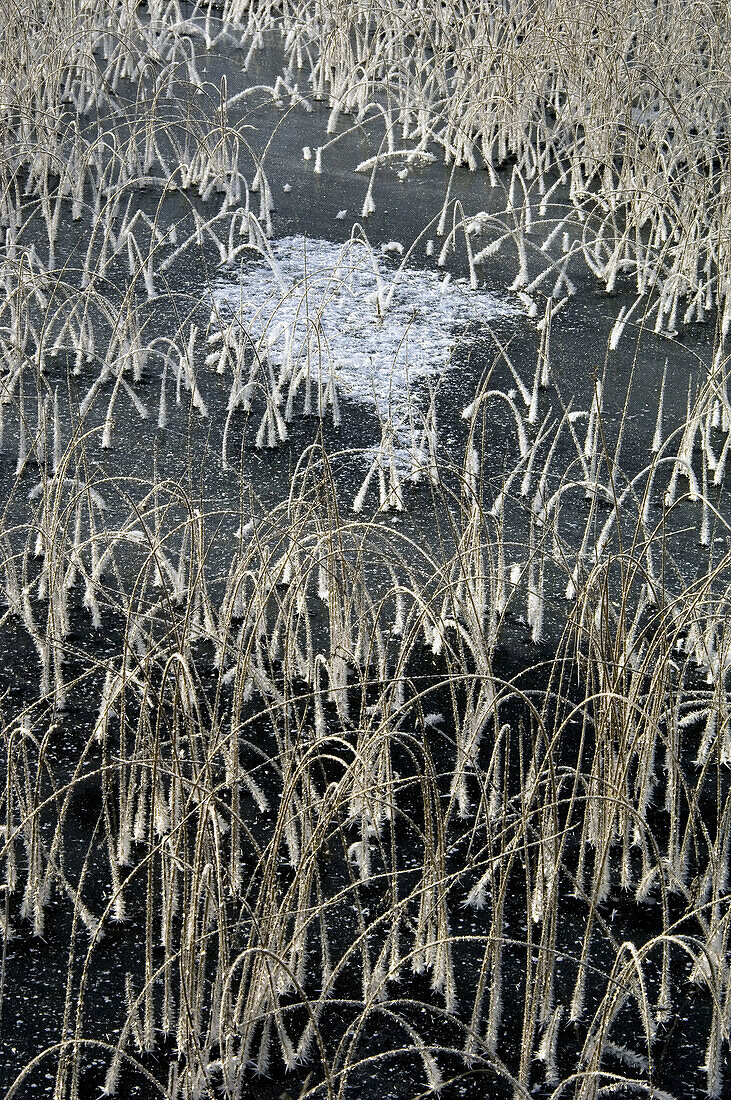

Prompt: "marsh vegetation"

[1,2,731,1098]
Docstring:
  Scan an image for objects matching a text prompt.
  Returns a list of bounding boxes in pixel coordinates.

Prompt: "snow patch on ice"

[211,234,519,435]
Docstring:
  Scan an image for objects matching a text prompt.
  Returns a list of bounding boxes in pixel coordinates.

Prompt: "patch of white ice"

[211,234,519,438]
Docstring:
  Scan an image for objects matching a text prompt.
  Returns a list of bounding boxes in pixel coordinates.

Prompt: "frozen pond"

[2,4,730,1099]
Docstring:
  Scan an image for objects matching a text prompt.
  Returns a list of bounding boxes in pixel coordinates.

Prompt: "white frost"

[212,235,518,439]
